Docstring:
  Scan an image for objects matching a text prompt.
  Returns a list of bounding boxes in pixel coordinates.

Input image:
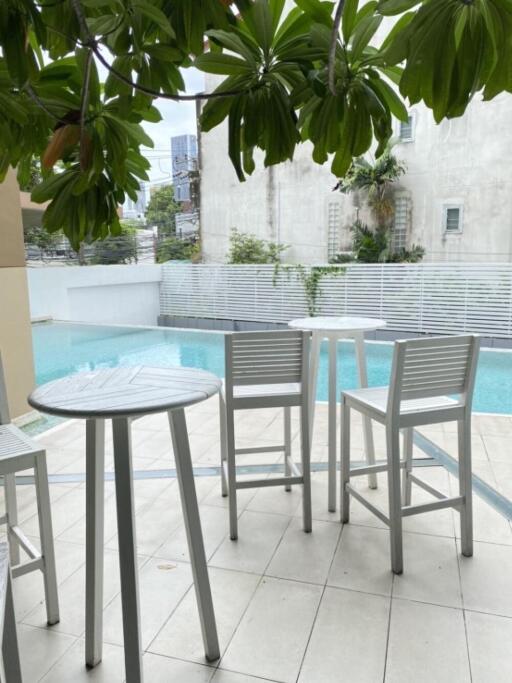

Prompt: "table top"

[28,366,222,419]
[288,316,387,334]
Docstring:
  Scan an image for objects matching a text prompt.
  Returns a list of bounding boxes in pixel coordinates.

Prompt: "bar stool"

[0,542,22,682]
[340,335,480,574]
[219,330,312,540]
[0,354,59,625]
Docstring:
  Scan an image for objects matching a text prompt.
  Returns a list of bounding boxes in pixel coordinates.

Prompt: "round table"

[289,317,387,512]
[29,366,222,683]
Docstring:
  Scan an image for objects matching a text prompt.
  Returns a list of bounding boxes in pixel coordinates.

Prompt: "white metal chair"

[0,542,22,682]
[220,330,312,540]
[0,354,59,624]
[340,334,480,574]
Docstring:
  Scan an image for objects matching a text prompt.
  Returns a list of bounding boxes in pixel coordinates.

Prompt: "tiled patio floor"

[8,399,512,682]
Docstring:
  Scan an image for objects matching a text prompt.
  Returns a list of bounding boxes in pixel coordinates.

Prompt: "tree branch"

[329,0,345,96]
[79,49,93,168]
[68,0,255,102]
[25,84,67,124]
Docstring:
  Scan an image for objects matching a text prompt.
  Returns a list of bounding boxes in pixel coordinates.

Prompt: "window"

[392,195,410,251]
[327,202,341,260]
[443,205,463,234]
[399,114,415,142]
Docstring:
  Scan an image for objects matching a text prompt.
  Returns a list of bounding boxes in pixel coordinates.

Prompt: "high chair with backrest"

[0,353,59,624]
[340,334,480,574]
[219,330,312,540]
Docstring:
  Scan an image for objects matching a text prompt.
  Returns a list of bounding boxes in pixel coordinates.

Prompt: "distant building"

[171,134,198,203]
[122,187,147,220]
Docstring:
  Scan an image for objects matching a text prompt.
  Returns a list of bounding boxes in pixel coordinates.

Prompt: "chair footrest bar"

[10,525,40,560]
[236,475,303,490]
[12,557,44,578]
[409,474,446,500]
[349,460,407,478]
[235,445,285,455]
[346,485,390,526]
[401,496,464,517]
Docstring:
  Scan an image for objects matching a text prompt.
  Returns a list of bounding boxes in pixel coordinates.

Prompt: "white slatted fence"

[160,263,512,338]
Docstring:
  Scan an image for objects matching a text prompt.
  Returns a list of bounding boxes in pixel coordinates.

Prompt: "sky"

[140,68,205,185]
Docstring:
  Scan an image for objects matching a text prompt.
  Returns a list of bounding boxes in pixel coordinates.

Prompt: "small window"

[443,205,463,234]
[399,114,415,142]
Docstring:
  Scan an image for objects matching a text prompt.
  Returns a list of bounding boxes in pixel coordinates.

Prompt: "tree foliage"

[156,236,200,262]
[1,0,511,248]
[145,184,180,236]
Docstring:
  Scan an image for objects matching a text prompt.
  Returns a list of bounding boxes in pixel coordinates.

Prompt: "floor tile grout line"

[456,549,474,682]
[34,632,81,683]
[294,519,345,683]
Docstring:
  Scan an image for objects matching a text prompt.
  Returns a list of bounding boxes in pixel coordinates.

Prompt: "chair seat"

[227,383,302,400]
[343,386,459,417]
[0,424,42,461]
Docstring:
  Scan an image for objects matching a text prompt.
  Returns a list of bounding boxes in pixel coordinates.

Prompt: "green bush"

[156,237,199,263]
[227,228,288,264]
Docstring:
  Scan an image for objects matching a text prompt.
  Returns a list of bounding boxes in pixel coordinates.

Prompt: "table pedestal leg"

[85,418,105,668]
[308,333,321,445]
[354,332,377,489]
[112,418,144,683]
[168,409,220,662]
[328,337,337,512]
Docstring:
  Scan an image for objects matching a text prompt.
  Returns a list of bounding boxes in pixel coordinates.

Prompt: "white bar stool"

[219,330,312,540]
[0,354,59,626]
[340,335,480,574]
[0,542,22,682]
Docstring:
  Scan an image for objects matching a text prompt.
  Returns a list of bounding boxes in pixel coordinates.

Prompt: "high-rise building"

[171,134,198,203]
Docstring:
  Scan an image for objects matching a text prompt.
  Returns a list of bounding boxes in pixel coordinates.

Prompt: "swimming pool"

[32,321,512,415]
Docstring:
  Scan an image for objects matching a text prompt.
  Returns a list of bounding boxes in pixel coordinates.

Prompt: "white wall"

[27,264,162,326]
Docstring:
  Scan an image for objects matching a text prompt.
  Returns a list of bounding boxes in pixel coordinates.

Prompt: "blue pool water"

[32,322,512,415]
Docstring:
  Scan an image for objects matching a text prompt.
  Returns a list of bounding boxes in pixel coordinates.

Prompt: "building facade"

[199,82,512,264]
[171,134,198,203]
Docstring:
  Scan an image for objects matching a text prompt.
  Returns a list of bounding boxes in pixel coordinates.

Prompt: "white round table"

[289,317,387,512]
[29,366,221,683]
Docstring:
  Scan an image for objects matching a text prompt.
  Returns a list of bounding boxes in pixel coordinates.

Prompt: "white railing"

[160,263,512,338]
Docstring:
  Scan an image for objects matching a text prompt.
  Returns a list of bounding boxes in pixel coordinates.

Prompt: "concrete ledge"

[158,315,508,348]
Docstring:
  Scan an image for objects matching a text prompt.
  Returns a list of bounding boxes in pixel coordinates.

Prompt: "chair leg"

[458,417,473,557]
[4,474,19,567]
[386,425,404,574]
[34,453,60,625]
[226,407,238,540]
[340,399,351,524]
[300,403,312,533]
[2,570,22,683]
[402,428,414,506]
[284,407,292,492]
[219,394,228,497]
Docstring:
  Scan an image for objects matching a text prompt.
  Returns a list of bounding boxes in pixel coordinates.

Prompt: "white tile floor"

[8,399,512,682]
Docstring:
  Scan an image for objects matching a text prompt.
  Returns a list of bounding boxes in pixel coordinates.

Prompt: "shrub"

[156,237,200,263]
[227,228,288,264]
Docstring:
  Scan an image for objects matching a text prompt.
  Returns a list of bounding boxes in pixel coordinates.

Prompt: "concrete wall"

[199,9,512,264]
[0,170,36,418]
[28,264,162,326]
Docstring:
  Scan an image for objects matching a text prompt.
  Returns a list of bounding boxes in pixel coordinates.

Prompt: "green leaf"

[377,0,421,16]
[342,0,359,42]
[351,14,382,61]
[366,76,408,120]
[195,53,254,75]
[132,0,176,38]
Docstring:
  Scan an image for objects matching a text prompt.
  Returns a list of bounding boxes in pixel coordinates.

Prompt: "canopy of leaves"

[145,184,180,236]
[1,0,511,247]
[156,236,200,262]
[227,228,288,263]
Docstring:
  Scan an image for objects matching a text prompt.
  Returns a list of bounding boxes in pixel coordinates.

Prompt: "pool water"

[32,322,512,415]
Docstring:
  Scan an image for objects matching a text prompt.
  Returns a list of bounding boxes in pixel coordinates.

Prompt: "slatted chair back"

[387,335,480,411]
[0,353,10,425]
[225,330,309,394]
